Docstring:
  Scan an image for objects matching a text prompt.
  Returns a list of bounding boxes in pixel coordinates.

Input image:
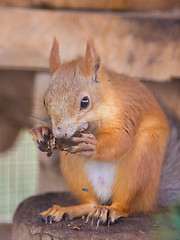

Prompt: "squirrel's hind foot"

[86,205,127,228]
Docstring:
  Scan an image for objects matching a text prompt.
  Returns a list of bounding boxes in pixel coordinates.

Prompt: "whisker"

[30,113,51,124]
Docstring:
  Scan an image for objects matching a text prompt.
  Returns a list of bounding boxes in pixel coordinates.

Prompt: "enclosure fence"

[0,129,38,223]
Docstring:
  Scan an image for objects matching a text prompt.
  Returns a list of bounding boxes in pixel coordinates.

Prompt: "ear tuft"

[49,37,61,74]
[84,39,100,75]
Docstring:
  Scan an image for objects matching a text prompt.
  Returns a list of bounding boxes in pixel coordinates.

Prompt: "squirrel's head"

[44,38,113,139]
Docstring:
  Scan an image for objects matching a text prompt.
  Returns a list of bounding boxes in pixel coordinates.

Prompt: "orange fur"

[49,37,61,74]
[32,39,169,224]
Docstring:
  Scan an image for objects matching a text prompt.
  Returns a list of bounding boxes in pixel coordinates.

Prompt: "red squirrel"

[30,38,170,226]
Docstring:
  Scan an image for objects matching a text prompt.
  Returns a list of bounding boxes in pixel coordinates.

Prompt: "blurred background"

[0,1,180,239]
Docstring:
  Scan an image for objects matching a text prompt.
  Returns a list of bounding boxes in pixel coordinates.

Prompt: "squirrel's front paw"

[29,126,55,156]
[70,133,96,157]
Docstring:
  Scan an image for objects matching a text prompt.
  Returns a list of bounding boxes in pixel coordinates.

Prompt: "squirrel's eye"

[80,96,90,110]
[43,99,46,106]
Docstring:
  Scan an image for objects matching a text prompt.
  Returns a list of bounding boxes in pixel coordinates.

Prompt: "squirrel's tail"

[157,110,180,206]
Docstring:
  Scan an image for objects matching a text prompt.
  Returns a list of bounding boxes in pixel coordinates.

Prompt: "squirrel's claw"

[85,205,125,227]
[37,139,47,152]
[108,217,112,227]
[91,217,94,226]
[86,206,110,227]
[49,216,55,224]
[35,215,43,225]
[41,127,51,140]
[96,217,102,228]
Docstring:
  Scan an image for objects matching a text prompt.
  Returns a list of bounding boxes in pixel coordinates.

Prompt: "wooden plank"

[1,0,180,11]
[0,7,180,81]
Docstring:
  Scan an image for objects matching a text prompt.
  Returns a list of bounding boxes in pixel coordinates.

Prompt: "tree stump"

[12,192,158,240]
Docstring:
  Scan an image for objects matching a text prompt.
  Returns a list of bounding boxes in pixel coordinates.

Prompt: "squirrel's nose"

[57,127,67,137]
[53,126,68,139]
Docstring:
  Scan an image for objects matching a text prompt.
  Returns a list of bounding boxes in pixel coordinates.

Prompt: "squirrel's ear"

[84,39,100,75]
[49,37,61,74]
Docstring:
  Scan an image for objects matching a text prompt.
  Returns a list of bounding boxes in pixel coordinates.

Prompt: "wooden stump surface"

[12,192,159,240]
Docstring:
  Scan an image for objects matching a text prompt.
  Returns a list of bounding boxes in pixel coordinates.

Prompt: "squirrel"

[30,38,177,227]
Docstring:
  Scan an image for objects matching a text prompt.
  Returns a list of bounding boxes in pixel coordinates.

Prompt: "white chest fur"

[85,160,116,204]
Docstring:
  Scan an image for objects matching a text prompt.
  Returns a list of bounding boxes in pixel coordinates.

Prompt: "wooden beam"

[1,0,180,11]
[0,7,180,81]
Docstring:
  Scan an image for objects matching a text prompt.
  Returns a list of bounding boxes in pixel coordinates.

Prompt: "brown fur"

[34,39,170,223]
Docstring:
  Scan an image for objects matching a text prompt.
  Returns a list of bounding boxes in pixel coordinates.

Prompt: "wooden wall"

[0,8,180,81]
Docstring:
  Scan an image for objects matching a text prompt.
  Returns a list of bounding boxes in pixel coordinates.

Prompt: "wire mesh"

[0,129,38,223]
